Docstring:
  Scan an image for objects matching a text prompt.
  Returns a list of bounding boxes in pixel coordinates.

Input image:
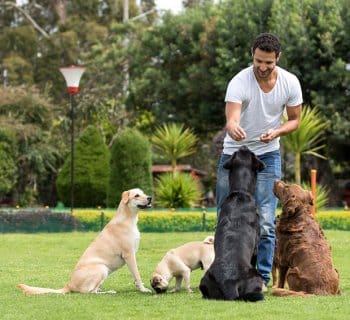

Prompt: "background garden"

[1,0,350,212]
[1,2,350,319]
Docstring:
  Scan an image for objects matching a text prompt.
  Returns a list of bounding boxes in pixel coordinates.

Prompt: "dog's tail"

[203,236,214,244]
[271,288,312,297]
[17,283,69,295]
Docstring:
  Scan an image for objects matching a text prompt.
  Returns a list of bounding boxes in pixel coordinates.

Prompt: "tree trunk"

[52,0,66,23]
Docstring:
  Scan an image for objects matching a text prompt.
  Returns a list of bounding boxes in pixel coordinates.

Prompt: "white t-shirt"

[223,65,303,155]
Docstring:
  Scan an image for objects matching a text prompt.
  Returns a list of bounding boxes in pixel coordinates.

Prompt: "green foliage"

[56,125,110,207]
[2,0,350,206]
[107,128,153,207]
[301,182,330,210]
[138,211,216,232]
[152,122,198,170]
[0,210,82,233]
[317,211,350,230]
[62,209,350,232]
[283,106,329,159]
[0,129,17,195]
[0,86,62,205]
[281,106,329,184]
[155,172,202,208]
[0,25,38,59]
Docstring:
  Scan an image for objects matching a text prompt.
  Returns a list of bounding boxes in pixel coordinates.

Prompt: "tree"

[0,129,17,197]
[281,106,329,185]
[269,0,350,173]
[0,86,63,205]
[56,125,110,207]
[151,123,198,174]
[107,128,153,207]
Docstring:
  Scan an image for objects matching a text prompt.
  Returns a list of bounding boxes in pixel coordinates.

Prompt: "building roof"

[152,164,207,177]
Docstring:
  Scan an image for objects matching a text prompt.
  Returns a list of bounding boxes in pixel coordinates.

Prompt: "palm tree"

[282,106,329,185]
[151,123,198,175]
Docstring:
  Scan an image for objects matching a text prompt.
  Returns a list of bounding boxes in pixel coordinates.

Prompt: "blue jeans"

[215,150,281,285]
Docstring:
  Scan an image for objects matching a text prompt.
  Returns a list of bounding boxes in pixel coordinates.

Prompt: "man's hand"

[227,122,246,141]
[260,129,279,143]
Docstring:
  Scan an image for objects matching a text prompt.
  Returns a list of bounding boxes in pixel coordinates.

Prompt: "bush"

[316,211,350,231]
[56,125,110,207]
[155,172,202,208]
[2,209,349,233]
[73,209,114,231]
[0,129,17,196]
[138,211,216,232]
[0,210,82,233]
[301,182,329,210]
[107,128,153,207]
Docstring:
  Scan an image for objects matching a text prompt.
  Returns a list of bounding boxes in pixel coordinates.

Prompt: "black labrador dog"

[199,146,265,301]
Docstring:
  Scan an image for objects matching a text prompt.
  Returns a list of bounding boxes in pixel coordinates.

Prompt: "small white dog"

[17,188,152,294]
[150,236,215,293]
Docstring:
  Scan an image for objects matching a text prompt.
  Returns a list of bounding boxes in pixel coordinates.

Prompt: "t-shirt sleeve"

[224,75,246,103]
[287,75,303,107]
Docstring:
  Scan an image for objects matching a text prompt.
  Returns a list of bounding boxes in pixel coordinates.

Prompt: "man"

[216,33,303,291]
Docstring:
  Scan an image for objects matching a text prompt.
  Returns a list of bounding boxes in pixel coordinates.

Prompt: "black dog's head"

[223,146,265,193]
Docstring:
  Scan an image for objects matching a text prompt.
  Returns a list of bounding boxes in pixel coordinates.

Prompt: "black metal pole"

[70,93,75,214]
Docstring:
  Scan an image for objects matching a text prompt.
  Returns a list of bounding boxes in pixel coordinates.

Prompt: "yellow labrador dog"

[17,188,152,294]
[150,236,215,293]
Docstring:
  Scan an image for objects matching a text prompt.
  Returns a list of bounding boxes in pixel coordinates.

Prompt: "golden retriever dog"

[272,180,340,296]
[150,236,215,293]
[17,188,152,294]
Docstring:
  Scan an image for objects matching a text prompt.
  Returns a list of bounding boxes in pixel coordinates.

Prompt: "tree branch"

[4,1,50,39]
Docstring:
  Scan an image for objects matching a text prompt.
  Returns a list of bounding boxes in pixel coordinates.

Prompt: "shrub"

[138,211,216,232]
[73,209,114,231]
[155,172,202,208]
[301,182,329,210]
[56,125,110,207]
[316,211,350,231]
[0,129,17,196]
[107,128,153,207]
[0,210,82,233]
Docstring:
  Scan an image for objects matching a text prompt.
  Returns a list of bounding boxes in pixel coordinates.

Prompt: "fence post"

[202,207,207,231]
[311,169,317,216]
[100,211,105,230]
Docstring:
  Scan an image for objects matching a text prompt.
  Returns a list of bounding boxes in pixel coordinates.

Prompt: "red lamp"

[59,65,86,214]
[59,65,86,94]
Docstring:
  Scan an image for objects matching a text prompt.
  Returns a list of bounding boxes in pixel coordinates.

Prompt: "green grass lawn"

[1,231,349,320]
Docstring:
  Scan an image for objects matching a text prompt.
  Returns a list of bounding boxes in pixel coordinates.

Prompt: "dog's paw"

[139,287,152,293]
[105,290,117,294]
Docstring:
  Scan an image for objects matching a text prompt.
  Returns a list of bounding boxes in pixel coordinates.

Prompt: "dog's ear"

[203,236,214,244]
[122,191,129,204]
[253,156,265,172]
[223,153,236,169]
[307,191,314,206]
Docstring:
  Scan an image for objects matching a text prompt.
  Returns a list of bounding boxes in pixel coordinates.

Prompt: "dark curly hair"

[251,33,281,58]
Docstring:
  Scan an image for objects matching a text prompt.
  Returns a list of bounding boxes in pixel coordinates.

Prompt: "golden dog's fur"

[272,180,340,296]
[150,236,215,293]
[17,188,152,294]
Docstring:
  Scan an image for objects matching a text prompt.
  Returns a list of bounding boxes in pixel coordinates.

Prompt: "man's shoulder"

[230,65,254,82]
[277,66,299,80]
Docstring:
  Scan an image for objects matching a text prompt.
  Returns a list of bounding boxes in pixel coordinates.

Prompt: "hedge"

[0,210,83,233]
[1,209,349,233]
[72,209,350,232]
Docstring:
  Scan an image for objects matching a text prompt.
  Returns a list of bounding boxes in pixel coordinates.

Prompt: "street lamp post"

[59,65,85,214]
